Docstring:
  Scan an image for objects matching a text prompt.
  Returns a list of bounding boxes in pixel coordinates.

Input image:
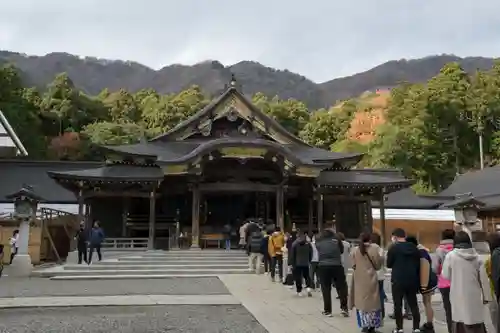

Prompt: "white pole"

[479,133,484,169]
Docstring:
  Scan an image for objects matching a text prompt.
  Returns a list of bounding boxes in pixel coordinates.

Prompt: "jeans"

[440,287,452,333]
[271,254,283,280]
[293,266,312,293]
[77,245,88,264]
[248,253,263,273]
[9,247,17,264]
[392,284,420,330]
[319,265,348,313]
[378,280,386,318]
[88,244,102,263]
[225,239,231,250]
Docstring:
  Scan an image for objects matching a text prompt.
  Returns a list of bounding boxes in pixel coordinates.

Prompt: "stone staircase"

[33,250,251,280]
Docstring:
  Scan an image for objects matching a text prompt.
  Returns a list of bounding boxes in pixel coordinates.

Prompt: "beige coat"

[349,243,383,312]
[442,247,492,325]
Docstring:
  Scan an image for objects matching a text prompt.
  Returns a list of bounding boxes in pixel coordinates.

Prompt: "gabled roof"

[437,166,500,198]
[151,84,308,146]
[101,80,363,167]
[0,110,28,156]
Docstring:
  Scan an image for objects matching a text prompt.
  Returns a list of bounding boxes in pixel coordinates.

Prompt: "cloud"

[1,0,500,82]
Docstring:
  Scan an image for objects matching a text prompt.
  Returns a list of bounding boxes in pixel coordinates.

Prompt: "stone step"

[49,274,224,280]
[116,257,248,263]
[63,263,249,270]
[36,268,251,278]
[138,252,247,258]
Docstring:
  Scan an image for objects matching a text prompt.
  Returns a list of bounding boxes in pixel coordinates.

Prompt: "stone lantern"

[442,193,488,252]
[5,184,43,277]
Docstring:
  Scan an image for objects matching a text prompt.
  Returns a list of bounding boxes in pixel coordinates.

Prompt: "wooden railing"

[101,237,149,249]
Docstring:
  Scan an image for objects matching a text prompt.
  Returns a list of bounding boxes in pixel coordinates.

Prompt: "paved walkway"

[220,274,449,333]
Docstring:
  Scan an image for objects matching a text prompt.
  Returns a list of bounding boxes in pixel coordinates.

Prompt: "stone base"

[66,250,79,264]
[190,244,201,250]
[9,254,33,277]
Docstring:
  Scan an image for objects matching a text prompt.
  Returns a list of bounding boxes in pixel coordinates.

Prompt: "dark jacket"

[491,247,500,299]
[261,235,270,256]
[89,227,105,246]
[387,241,421,290]
[289,238,313,267]
[75,228,88,248]
[249,231,264,254]
[315,236,343,266]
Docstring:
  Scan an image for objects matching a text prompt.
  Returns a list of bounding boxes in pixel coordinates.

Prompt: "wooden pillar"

[379,189,387,248]
[317,193,324,232]
[148,189,156,250]
[365,199,374,232]
[191,184,200,249]
[265,194,270,223]
[276,185,284,231]
[122,197,129,237]
[308,198,313,234]
[77,189,84,224]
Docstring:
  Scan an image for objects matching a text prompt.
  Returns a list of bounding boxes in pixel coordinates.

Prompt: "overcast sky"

[1,1,500,82]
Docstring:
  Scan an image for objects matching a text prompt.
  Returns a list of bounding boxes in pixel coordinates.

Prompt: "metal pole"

[479,132,484,169]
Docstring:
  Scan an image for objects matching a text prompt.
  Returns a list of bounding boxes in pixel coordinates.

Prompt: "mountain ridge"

[0,50,497,108]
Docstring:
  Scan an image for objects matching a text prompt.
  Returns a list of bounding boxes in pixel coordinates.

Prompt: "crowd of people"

[240,221,500,333]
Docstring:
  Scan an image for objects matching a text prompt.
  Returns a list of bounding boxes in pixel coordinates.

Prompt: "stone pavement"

[220,274,450,333]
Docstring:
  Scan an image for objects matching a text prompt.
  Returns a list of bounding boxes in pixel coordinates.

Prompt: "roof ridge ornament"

[230,73,237,87]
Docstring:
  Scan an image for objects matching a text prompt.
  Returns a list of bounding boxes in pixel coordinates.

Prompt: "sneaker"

[322,311,333,317]
[306,288,312,297]
[341,309,349,317]
[420,323,434,332]
[393,330,404,333]
[297,292,303,297]
[412,329,421,333]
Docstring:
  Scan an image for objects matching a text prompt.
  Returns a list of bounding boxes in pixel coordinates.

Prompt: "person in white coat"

[442,231,491,333]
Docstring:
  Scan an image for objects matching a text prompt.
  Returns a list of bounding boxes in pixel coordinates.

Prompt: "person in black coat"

[74,222,88,264]
[289,231,313,296]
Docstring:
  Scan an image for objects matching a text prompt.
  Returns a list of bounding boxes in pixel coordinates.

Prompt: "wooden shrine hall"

[47,78,414,249]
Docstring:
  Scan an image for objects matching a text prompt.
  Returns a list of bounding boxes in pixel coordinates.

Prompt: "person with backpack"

[386,228,421,333]
[442,231,491,333]
[248,227,264,274]
[315,229,349,317]
[289,230,313,297]
[433,229,455,333]
[268,226,285,282]
[406,236,437,333]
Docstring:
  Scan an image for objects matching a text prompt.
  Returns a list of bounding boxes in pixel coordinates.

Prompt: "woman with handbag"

[349,232,383,333]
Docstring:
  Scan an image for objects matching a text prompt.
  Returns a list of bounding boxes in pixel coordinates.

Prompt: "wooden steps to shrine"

[33,250,253,280]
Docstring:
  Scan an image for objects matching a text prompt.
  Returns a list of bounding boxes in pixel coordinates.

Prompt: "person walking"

[349,232,383,333]
[223,223,232,251]
[268,227,285,282]
[310,231,320,290]
[371,233,387,320]
[248,227,264,274]
[486,233,500,333]
[442,231,491,333]
[315,229,349,317]
[289,230,313,297]
[406,236,438,333]
[9,229,19,264]
[433,229,455,333]
[74,222,88,264]
[88,221,105,264]
[262,230,271,274]
[386,228,421,333]
[338,232,352,276]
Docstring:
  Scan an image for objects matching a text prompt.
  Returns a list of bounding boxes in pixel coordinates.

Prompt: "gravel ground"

[0,305,268,333]
[0,277,230,297]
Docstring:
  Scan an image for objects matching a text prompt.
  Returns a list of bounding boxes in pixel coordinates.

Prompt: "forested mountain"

[0,51,496,108]
[2,50,500,193]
